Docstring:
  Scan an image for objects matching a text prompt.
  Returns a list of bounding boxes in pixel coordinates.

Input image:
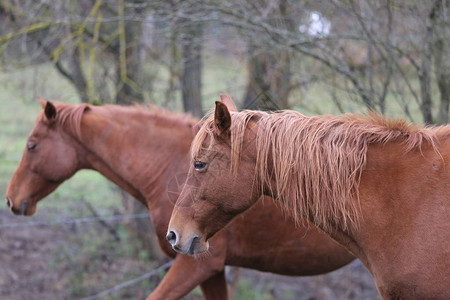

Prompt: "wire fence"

[0,211,176,299]
[0,213,150,228]
[78,260,174,300]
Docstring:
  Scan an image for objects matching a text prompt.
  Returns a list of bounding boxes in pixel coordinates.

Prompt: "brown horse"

[168,95,450,299]
[6,99,354,300]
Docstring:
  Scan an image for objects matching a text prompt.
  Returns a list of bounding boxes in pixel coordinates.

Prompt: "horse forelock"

[191,110,215,160]
[190,110,261,173]
[194,109,445,231]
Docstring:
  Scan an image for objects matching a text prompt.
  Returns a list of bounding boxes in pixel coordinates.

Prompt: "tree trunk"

[420,11,434,124]
[243,49,291,110]
[436,47,450,124]
[243,46,271,109]
[243,0,292,110]
[433,0,450,124]
[115,11,144,105]
[181,23,203,118]
[67,46,89,103]
[165,27,181,107]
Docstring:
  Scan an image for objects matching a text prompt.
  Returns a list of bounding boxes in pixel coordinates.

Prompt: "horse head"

[5,98,82,215]
[167,95,260,255]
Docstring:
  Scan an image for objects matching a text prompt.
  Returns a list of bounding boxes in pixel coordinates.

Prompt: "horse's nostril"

[5,197,11,208]
[188,235,199,255]
[166,230,177,245]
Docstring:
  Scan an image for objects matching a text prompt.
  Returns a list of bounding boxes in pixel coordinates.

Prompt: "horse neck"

[76,108,193,211]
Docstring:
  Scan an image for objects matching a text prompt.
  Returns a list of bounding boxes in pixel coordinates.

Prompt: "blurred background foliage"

[0,0,448,299]
[0,0,448,120]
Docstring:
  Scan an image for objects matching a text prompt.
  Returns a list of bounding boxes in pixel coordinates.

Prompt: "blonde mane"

[192,110,444,231]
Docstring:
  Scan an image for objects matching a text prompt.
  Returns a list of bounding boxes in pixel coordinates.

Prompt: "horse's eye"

[27,142,37,151]
[193,160,208,172]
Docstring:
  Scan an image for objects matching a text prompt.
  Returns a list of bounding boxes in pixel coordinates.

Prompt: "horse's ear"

[38,96,56,121]
[38,96,46,109]
[41,101,56,121]
[219,94,237,112]
[214,101,231,135]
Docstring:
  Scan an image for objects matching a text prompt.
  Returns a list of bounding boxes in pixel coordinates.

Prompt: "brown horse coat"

[6,99,354,300]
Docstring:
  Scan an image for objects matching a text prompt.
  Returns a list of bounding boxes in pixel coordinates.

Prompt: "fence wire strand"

[1,211,173,299]
[78,260,174,300]
[0,213,150,228]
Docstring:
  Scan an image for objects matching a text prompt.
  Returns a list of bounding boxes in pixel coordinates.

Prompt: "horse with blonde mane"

[6,98,355,300]
[168,95,450,299]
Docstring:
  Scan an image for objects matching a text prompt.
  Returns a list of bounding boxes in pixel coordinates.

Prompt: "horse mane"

[192,110,445,231]
[44,102,198,139]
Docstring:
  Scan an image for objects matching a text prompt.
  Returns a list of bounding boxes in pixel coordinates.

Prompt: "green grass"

[234,279,271,300]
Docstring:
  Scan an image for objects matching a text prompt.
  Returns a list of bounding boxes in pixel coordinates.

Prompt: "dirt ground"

[0,210,380,300]
[236,260,381,299]
[0,211,67,300]
[0,209,168,300]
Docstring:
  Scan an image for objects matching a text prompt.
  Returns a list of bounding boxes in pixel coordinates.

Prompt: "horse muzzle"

[6,197,30,216]
[166,229,209,255]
